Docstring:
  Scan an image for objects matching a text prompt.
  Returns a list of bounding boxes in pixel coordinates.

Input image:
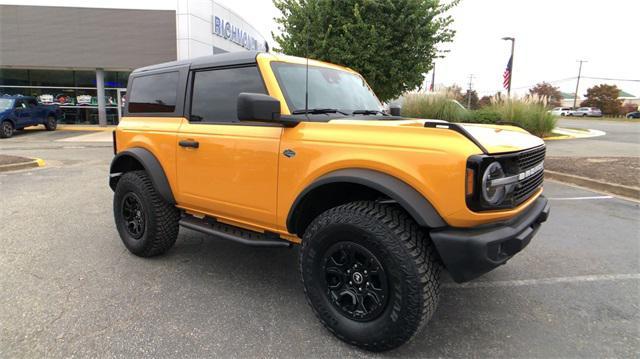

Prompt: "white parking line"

[443,273,640,289]
[548,195,613,200]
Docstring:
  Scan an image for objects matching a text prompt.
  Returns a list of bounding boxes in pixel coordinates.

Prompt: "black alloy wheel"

[121,192,146,239]
[323,241,389,321]
[300,201,441,352]
[113,170,180,257]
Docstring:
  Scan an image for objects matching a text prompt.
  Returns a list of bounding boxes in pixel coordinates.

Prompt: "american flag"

[503,55,513,90]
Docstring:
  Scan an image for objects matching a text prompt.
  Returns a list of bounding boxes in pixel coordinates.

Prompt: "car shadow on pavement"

[152,228,510,357]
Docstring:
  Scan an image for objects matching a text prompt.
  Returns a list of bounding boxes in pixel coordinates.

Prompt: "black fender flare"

[286,168,446,234]
[109,147,176,204]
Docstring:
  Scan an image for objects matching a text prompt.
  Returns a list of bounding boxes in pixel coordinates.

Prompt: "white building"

[0,0,269,125]
[176,0,268,59]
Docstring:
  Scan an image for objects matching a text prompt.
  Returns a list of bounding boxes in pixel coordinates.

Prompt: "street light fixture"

[502,37,515,97]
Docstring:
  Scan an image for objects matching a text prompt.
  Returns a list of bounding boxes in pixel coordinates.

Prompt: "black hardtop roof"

[133,51,262,73]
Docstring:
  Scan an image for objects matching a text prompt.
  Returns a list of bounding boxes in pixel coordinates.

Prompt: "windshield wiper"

[292,108,349,115]
[351,109,389,116]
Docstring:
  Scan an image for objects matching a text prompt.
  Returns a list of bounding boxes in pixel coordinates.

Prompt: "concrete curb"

[58,125,115,132]
[24,125,116,132]
[544,127,606,141]
[0,158,45,172]
[545,170,640,200]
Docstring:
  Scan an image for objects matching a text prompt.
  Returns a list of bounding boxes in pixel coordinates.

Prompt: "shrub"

[401,92,468,122]
[466,108,502,124]
[401,92,557,137]
[478,98,557,137]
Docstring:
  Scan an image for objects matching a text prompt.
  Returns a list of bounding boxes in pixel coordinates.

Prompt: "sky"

[5,0,640,98]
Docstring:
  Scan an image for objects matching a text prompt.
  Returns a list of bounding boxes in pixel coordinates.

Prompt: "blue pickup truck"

[0,95,64,138]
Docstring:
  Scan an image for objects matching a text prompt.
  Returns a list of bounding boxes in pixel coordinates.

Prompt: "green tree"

[478,95,492,108]
[462,89,479,109]
[528,82,562,108]
[272,0,458,102]
[580,84,623,116]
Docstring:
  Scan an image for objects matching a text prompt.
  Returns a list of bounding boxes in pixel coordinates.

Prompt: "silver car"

[569,107,602,117]
[549,107,573,116]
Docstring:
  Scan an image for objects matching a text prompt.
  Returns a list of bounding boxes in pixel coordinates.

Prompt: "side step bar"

[179,216,291,248]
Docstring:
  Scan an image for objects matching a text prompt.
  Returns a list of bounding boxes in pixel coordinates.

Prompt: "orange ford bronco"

[109,51,549,351]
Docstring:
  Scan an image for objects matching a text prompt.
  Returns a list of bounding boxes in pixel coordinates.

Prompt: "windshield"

[271,62,382,114]
[0,98,15,111]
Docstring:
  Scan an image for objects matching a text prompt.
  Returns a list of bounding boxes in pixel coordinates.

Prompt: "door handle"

[179,139,199,149]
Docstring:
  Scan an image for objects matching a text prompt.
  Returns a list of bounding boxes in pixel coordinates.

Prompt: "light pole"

[430,63,436,92]
[502,37,515,97]
[467,74,474,108]
[429,53,445,92]
[574,60,587,108]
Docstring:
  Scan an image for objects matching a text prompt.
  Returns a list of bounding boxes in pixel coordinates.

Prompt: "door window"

[189,66,266,123]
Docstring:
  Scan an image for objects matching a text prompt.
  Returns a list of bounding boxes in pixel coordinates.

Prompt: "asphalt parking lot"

[1,129,639,358]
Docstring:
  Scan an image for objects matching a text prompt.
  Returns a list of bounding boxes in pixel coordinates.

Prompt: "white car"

[569,107,602,117]
[549,107,573,116]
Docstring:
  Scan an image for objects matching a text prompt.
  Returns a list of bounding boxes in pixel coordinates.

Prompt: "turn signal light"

[466,168,475,196]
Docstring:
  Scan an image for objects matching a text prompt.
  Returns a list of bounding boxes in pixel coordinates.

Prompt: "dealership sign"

[213,16,265,51]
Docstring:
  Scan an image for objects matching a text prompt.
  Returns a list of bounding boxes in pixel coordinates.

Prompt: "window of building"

[29,69,74,87]
[75,71,96,87]
[0,69,29,86]
[190,66,266,123]
[128,72,179,113]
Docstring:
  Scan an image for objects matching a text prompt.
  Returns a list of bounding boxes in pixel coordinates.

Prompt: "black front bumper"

[430,196,550,283]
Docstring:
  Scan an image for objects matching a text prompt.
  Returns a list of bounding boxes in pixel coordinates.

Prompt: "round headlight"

[482,162,506,205]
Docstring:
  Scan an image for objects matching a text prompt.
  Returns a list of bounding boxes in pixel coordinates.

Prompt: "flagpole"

[502,37,515,97]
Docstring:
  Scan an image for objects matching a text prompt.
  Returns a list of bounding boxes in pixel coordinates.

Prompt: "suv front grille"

[513,145,546,205]
[517,145,546,170]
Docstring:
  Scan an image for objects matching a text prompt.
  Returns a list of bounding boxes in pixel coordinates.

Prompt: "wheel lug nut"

[349,281,352,285]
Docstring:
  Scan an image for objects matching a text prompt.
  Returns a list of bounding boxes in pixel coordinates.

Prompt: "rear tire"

[0,121,14,138]
[44,115,57,131]
[114,170,180,257]
[300,201,440,352]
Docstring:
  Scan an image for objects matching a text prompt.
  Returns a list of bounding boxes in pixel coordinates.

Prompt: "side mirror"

[237,93,281,122]
[389,105,401,116]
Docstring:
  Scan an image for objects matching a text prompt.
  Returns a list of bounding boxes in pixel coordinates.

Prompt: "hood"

[328,118,544,154]
[458,123,544,154]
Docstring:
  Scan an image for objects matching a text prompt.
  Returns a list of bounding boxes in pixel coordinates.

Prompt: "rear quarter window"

[128,72,179,113]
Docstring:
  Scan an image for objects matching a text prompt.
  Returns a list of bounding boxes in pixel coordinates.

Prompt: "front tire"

[0,121,14,138]
[114,170,180,257]
[300,201,440,352]
[44,115,57,131]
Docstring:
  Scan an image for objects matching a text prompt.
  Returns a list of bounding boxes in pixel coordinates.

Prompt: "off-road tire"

[114,170,180,257]
[44,115,57,131]
[300,201,440,352]
[0,121,14,138]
